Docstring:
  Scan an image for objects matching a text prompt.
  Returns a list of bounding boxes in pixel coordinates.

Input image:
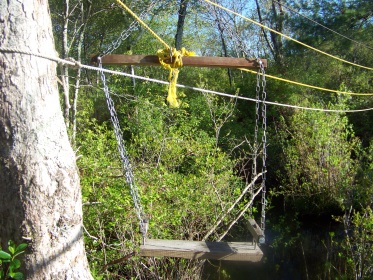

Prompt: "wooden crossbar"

[91,54,267,69]
[140,239,263,262]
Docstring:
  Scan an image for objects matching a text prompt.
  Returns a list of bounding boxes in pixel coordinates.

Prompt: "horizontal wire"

[271,0,373,51]
[1,47,372,113]
[240,68,373,96]
[81,64,373,113]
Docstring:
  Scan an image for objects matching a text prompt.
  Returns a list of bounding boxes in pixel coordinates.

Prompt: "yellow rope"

[114,0,170,49]
[203,0,373,71]
[114,0,197,108]
[157,48,195,107]
[240,68,373,96]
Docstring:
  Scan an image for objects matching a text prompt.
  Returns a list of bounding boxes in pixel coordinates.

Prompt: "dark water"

[202,215,340,280]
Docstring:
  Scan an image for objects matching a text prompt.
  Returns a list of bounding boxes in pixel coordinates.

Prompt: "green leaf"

[0,250,11,260]
[10,259,21,270]
[15,244,27,254]
[8,272,24,280]
[8,240,15,255]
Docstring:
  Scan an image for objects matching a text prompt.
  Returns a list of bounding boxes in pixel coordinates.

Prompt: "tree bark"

[255,0,284,66]
[72,0,92,145]
[255,0,275,58]
[0,1,93,279]
[62,0,71,127]
[175,0,189,50]
[216,17,233,87]
[270,0,284,66]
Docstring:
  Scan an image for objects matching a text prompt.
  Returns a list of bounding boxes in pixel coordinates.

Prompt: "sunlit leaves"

[277,99,360,212]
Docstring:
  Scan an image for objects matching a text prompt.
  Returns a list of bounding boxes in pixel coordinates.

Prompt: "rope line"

[103,0,158,55]
[90,68,373,113]
[0,46,81,68]
[272,0,373,51]
[240,68,373,96]
[113,1,195,108]
[114,0,170,49]
[2,45,371,96]
[202,0,373,71]
[88,67,373,113]
[1,47,372,113]
[202,0,368,97]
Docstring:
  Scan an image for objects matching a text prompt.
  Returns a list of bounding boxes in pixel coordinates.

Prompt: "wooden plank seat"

[140,239,263,262]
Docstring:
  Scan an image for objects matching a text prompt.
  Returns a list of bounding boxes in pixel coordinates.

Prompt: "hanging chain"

[103,20,140,56]
[103,0,157,56]
[97,2,160,244]
[259,60,267,240]
[250,65,261,216]
[98,58,148,244]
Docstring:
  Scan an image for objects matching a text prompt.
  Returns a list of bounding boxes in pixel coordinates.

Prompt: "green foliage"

[0,241,27,280]
[76,81,247,278]
[270,213,301,251]
[343,207,373,279]
[327,206,373,280]
[49,0,373,278]
[276,98,361,212]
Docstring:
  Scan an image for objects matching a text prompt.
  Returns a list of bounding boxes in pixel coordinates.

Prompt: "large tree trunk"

[0,1,92,279]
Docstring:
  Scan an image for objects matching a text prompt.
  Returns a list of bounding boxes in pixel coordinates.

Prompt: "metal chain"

[98,58,148,243]
[98,2,161,243]
[250,65,261,215]
[103,20,140,56]
[259,60,267,240]
[103,0,157,56]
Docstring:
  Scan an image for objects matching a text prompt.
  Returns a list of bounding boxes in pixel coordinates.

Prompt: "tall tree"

[0,0,92,278]
[255,0,285,66]
[175,0,189,50]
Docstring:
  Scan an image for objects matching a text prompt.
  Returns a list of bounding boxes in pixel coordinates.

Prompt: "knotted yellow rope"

[157,47,195,108]
[114,0,195,107]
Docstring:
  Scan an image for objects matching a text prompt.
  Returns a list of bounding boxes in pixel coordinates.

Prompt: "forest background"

[49,0,373,279]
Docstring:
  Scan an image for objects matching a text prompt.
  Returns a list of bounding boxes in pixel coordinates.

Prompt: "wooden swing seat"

[140,239,263,262]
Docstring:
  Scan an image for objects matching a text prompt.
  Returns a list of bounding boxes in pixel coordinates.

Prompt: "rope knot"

[157,47,195,108]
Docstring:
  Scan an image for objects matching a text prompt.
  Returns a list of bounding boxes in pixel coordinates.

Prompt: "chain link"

[98,1,161,244]
[103,21,140,56]
[250,64,261,216]
[259,60,267,239]
[103,0,157,56]
[98,58,147,242]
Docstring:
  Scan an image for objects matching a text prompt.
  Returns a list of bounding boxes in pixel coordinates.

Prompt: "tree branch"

[203,171,265,241]
[218,183,264,241]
